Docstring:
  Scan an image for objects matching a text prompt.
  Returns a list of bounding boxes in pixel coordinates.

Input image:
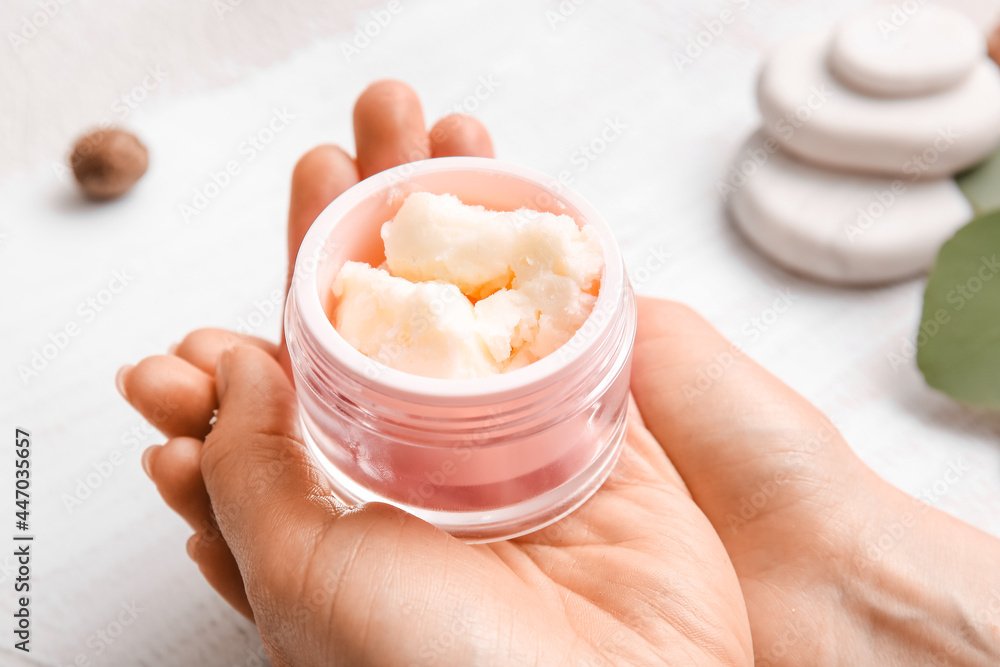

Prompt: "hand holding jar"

[117,81,1000,667]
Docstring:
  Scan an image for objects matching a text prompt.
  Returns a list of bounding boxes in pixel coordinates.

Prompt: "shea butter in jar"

[284,157,636,542]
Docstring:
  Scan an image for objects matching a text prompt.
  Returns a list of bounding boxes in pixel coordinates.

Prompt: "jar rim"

[287,156,628,402]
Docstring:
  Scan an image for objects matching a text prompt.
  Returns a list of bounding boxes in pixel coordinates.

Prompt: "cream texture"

[332,192,603,379]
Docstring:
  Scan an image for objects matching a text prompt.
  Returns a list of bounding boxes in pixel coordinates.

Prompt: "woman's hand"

[119,80,1000,666]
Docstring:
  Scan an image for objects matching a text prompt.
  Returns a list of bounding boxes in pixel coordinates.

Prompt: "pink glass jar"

[284,157,636,542]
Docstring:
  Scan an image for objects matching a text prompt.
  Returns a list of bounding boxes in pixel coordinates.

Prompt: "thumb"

[201,345,340,604]
[203,345,456,667]
[629,297,859,518]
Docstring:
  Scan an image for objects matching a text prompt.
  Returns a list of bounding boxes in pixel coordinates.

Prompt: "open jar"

[284,157,636,542]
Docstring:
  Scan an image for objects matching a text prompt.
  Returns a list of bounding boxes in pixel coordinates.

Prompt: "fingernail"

[167,342,179,355]
[216,348,233,398]
[141,445,161,480]
[115,365,134,401]
[186,533,200,560]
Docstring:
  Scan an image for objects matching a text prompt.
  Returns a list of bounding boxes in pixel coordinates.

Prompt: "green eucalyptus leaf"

[917,211,1000,410]
[956,146,1000,216]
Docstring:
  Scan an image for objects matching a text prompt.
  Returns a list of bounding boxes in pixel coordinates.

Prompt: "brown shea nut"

[70,128,148,200]
[990,23,1000,69]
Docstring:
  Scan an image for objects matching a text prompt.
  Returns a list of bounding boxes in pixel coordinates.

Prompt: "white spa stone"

[758,31,1000,178]
[728,134,973,285]
[829,4,984,98]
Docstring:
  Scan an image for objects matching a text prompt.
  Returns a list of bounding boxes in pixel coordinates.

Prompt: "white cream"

[382,192,602,299]
[332,262,498,379]
[331,192,603,379]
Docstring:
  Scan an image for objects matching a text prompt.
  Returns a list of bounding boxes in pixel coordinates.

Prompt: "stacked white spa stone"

[728,5,1000,285]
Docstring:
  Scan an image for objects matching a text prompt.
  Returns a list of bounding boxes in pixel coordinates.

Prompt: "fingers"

[199,346,339,585]
[187,530,254,620]
[429,114,495,158]
[144,438,213,529]
[144,437,253,620]
[120,331,274,438]
[286,144,359,286]
[174,329,279,375]
[279,145,360,376]
[119,355,216,439]
[353,80,430,179]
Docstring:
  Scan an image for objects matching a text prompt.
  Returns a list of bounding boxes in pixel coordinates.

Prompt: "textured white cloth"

[2,0,1000,664]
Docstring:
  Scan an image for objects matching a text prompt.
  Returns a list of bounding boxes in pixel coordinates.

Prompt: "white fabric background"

[2,0,1000,664]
